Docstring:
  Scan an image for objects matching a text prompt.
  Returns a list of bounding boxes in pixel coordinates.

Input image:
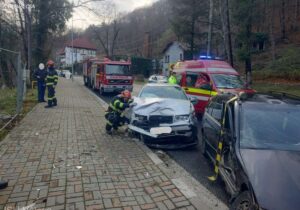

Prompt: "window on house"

[180,53,183,61]
[165,55,169,63]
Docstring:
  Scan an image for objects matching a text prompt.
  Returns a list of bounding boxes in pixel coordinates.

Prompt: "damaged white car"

[128,84,199,149]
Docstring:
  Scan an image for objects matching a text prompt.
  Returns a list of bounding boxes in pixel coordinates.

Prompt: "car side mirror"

[199,83,212,91]
[190,97,198,105]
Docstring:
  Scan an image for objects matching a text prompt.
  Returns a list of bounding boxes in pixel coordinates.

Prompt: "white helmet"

[39,63,45,70]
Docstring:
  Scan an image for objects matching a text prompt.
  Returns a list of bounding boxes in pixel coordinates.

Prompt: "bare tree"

[219,0,233,66]
[90,2,121,58]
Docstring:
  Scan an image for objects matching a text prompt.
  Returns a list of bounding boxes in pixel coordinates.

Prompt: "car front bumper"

[128,121,198,148]
[102,85,133,93]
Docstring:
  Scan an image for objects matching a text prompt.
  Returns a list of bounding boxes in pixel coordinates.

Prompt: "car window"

[140,86,188,100]
[211,74,244,89]
[186,74,198,87]
[211,102,222,122]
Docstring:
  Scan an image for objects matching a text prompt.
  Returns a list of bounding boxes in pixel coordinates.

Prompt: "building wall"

[64,47,96,66]
[162,42,184,76]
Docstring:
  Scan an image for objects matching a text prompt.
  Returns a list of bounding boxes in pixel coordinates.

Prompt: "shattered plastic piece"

[35,132,39,136]
[52,164,56,169]
[76,166,82,169]
[144,172,150,178]
[19,203,36,210]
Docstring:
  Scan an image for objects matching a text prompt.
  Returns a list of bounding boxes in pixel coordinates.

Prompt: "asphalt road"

[78,78,229,205]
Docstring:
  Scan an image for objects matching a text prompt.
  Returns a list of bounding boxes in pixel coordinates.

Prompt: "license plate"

[150,127,172,135]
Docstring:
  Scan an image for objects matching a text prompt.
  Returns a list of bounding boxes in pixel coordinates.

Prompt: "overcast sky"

[68,0,158,29]
[112,0,158,12]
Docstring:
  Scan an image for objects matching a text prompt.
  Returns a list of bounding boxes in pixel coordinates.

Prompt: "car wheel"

[230,191,254,210]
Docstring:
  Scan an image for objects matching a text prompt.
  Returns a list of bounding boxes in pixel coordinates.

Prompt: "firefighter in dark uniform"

[45,60,58,108]
[34,63,47,102]
[105,90,133,134]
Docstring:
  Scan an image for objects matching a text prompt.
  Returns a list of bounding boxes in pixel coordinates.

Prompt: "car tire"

[230,191,254,210]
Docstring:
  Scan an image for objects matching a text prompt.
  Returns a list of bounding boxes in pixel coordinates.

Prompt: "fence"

[0,47,26,133]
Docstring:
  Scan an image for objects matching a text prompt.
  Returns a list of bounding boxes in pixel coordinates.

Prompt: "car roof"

[215,92,300,106]
[173,59,238,75]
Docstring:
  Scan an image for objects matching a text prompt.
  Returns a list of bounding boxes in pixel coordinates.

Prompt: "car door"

[183,72,215,113]
[202,96,223,160]
[221,105,240,195]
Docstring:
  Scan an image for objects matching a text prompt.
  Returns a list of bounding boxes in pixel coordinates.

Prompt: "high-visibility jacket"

[108,95,131,114]
[168,75,177,84]
[46,68,58,87]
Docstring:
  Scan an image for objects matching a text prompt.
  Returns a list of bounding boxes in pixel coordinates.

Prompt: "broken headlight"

[134,114,147,121]
[174,115,190,122]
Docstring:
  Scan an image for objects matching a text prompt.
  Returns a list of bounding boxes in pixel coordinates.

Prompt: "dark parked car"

[201,92,300,210]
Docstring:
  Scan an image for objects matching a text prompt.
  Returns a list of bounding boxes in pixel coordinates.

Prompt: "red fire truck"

[83,58,133,95]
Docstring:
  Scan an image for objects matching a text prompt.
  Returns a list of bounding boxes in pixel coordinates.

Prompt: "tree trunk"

[15,0,28,65]
[207,0,214,56]
[293,0,300,30]
[0,12,5,88]
[269,0,276,61]
[244,0,254,86]
[190,0,196,59]
[280,0,286,40]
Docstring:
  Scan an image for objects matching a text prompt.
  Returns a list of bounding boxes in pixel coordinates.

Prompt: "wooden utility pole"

[207,0,214,56]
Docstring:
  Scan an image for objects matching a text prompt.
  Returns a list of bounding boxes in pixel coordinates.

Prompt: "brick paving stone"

[0,79,196,209]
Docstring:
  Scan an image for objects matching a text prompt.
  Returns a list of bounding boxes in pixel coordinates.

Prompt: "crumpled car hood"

[133,97,191,116]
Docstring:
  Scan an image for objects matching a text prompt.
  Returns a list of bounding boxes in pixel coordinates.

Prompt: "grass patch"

[0,88,37,141]
[0,89,17,115]
[252,82,300,96]
[251,45,300,81]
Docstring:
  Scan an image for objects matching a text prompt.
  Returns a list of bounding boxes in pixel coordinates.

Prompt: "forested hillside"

[79,0,300,81]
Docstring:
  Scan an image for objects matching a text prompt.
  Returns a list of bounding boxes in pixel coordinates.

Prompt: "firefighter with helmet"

[45,60,58,108]
[168,64,177,84]
[105,90,133,135]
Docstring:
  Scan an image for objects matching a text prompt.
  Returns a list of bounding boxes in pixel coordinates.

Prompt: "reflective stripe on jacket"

[108,96,129,114]
[46,68,58,86]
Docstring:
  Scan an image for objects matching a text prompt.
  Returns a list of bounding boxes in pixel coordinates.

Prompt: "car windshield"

[211,74,244,89]
[240,104,300,151]
[106,64,130,75]
[140,86,188,100]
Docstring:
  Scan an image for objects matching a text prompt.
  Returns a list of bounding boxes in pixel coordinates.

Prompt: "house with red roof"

[58,38,97,67]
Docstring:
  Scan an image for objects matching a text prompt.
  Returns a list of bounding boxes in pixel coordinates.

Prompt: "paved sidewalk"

[0,78,199,210]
